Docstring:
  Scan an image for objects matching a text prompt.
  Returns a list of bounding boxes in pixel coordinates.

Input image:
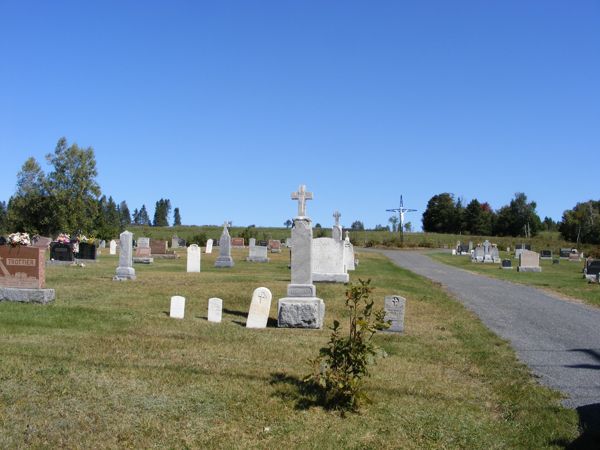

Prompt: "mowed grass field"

[0,247,583,448]
[430,252,600,308]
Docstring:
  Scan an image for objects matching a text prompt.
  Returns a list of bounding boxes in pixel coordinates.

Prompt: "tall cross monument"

[278,184,325,329]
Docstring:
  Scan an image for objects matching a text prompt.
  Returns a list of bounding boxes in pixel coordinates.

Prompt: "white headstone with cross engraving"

[384,295,405,332]
[246,287,272,328]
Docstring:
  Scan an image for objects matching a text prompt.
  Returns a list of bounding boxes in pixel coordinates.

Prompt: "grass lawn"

[430,252,600,308]
[0,247,583,448]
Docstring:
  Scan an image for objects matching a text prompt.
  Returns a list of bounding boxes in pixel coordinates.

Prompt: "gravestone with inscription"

[559,248,571,259]
[231,237,245,248]
[246,287,272,328]
[471,246,484,263]
[501,259,513,270]
[518,250,542,272]
[278,185,325,329]
[383,295,405,333]
[584,259,600,282]
[568,251,581,262]
[113,231,136,280]
[246,239,269,263]
[171,236,180,249]
[109,240,117,255]
[49,242,75,264]
[31,236,52,249]
[268,240,282,253]
[540,250,553,260]
[332,211,343,241]
[208,297,223,322]
[0,245,55,303]
[205,239,213,254]
[312,237,349,282]
[76,242,97,261]
[214,222,234,268]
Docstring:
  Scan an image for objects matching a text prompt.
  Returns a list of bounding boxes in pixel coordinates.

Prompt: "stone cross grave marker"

[247,287,272,328]
[170,295,185,319]
[291,184,313,217]
[187,244,201,272]
[384,295,406,333]
[208,297,223,322]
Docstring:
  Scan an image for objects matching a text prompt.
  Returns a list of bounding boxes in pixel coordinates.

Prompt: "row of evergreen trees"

[0,138,182,240]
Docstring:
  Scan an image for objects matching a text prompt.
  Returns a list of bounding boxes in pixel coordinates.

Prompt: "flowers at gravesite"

[55,233,71,244]
[7,232,31,246]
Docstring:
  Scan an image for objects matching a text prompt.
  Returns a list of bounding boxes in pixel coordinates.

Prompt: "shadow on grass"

[232,317,278,328]
[269,372,329,411]
[560,402,600,449]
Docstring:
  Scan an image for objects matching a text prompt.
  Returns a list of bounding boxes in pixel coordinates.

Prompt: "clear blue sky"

[1,1,598,230]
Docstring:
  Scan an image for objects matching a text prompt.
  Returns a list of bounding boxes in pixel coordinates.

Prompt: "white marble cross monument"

[292,185,313,217]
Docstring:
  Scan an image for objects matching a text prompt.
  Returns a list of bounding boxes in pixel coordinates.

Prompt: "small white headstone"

[246,287,272,328]
[208,297,223,323]
[205,239,213,254]
[170,295,185,319]
[187,244,201,272]
[109,240,117,255]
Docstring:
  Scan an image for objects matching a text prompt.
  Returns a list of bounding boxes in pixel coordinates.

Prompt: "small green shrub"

[187,233,207,246]
[306,279,389,412]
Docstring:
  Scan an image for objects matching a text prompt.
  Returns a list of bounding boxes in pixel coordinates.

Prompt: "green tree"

[0,201,8,234]
[173,207,181,226]
[45,137,101,234]
[153,198,171,227]
[284,219,293,228]
[559,200,600,244]
[493,193,542,237]
[404,221,412,232]
[350,220,365,231]
[388,215,398,232]
[119,201,131,228]
[138,205,151,225]
[7,157,53,235]
[464,199,494,235]
[422,193,457,233]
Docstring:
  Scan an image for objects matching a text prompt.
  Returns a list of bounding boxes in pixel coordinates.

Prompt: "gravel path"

[372,249,600,409]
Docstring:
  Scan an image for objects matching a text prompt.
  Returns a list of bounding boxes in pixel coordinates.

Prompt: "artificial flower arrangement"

[76,235,97,244]
[55,233,71,244]
[7,232,31,247]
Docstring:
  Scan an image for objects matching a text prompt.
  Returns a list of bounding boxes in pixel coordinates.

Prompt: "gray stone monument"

[278,185,325,329]
[246,238,269,262]
[383,295,405,333]
[214,222,234,268]
[332,210,342,241]
[113,230,136,280]
[518,250,542,272]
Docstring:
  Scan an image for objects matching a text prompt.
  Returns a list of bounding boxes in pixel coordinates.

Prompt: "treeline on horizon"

[0,138,598,245]
[417,192,600,245]
[0,138,182,240]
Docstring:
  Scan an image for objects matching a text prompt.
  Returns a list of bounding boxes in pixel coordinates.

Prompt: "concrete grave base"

[133,257,154,264]
[214,256,234,268]
[312,273,349,283]
[501,266,513,270]
[151,254,178,259]
[277,298,325,329]
[113,266,136,281]
[517,267,542,272]
[0,287,55,304]
[246,257,269,263]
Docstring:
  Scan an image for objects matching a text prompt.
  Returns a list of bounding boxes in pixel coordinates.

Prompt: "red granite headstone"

[231,238,245,247]
[0,246,46,289]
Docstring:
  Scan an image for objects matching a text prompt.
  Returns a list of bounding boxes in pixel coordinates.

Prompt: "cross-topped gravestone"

[333,211,341,226]
[291,185,313,217]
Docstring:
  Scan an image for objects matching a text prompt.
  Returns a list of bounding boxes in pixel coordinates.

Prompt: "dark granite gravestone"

[76,242,97,260]
[584,260,600,282]
[540,250,552,259]
[559,248,571,259]
[501,259,513,269]
[0,236,6,245]
[553,258,559,265]
[258,240,268,247]
[50,243,74,262]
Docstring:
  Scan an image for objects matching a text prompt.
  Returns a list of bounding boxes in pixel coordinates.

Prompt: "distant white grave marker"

[170,295,185,319]
[208,297,223,323]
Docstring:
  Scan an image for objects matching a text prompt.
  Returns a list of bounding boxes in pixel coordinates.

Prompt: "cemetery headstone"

[170,295,185,319]
[0,243,55,303]
[483,240,493,263]
[99,240,106,249]
[518,250,542,272]
[491,246,501,263]
[208,297,223,322]
[187,244,201,272]
[568,251,581,262]
[383,295,405,333]
[269,240,282,253]
[332,211,343,241]
[231,237,245,248]
[31,236,52,249]
[49,242,74,263]
[109,240,117,255]
[137,237,150,249]
[246,287,272,328]
[312,237,349,282]
[584,259,600,282]
[258,240,268,247]
[246,239,269,263]
[113,231,136,280]
[468,241,473,252]
[76,242,97,261]
[540,250,553,259]
[559,248,571,259]
[150,239,168,255]
[501,259,513,270]
[205,239,213,254]
[472,246,484,263]
[214,222,234,267]
[278,185,325,329]
[171,236,180,249]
